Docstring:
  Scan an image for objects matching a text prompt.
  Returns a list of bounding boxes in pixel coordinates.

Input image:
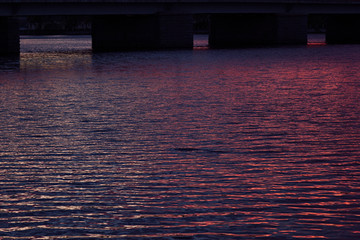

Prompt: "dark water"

[0,35,359,239]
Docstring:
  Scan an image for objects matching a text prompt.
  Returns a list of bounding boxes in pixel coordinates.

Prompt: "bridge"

[1,0,360,54]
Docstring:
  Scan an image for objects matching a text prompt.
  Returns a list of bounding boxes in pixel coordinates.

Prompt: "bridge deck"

[0,0,360,3]
[1,0,360,16]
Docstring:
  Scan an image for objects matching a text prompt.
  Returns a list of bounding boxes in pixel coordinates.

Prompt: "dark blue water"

[0,35,359,239]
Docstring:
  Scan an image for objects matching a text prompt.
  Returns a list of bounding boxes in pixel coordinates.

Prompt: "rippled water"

[0,35,359,239]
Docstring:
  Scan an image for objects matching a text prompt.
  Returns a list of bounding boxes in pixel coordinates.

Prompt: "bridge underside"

[209,14,308,48]
[1,13,360,54]
[92,14,193,52]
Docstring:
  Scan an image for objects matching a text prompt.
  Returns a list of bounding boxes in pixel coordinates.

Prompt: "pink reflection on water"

[0,36,360,239]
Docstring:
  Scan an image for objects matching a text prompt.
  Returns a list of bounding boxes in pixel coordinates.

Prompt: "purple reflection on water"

[0,35,359,239]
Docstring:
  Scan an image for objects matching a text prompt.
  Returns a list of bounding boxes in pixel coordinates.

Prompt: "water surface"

[0,35,359,239]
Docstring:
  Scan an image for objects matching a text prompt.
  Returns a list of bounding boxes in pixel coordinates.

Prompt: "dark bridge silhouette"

[1,0,360,54]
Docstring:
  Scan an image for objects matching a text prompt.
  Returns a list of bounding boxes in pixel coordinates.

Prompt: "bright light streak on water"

[0,35,359,239]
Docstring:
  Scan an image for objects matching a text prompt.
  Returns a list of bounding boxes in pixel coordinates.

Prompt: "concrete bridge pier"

[209,14,307,48]
[209,14,277,48]
[277,14,308,45]
[92,14,193,52]
[157,14,194,49]
[0,17,19,55]
[326,14,360,44]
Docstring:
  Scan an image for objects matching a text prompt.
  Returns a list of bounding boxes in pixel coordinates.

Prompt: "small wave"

[173,147,229,154]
